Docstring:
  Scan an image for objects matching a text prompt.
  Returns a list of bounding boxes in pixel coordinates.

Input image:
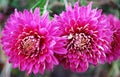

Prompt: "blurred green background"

[0,0,120,77]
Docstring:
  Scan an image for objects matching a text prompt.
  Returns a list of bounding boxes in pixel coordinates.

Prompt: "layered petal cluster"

[1,8,66,74]
[54,2,112,72]
[105,14,120,63]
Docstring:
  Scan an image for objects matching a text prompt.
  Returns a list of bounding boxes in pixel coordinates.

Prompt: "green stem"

[43,0,49,14]
[32,0,42,10]
[63,0,68,8]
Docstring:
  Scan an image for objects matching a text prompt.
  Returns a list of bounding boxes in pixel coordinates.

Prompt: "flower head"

[1,8,66,74]
[54,2,112,72]
[105,14,120,63]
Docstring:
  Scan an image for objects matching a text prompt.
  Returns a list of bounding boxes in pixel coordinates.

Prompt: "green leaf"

[81,0,86,6]
[32,0,46,14]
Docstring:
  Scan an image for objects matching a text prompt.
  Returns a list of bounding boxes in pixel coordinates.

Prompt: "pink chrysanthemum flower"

[1,8,66,74]
[54,2,112,72]
[105,14,120,63]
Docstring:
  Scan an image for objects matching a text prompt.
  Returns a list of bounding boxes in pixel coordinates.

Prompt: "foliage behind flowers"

[0,0,120,77]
